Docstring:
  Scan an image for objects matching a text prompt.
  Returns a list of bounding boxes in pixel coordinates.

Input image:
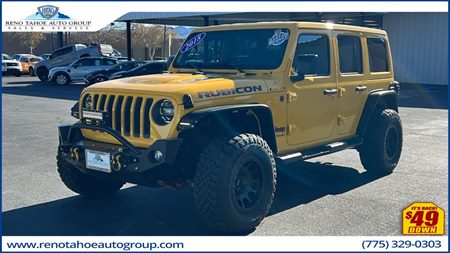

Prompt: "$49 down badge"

[402,202,445,235]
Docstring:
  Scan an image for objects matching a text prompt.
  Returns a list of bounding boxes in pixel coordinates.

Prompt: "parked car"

[35,44,114,81]
[14,54,42,76]
[12,54,26,61]
[2,54,22,76]
[48,57,117,85]
[109,60,168,80]
[115,57,135,62]
[40,54,51,60]
[84,60,147,85]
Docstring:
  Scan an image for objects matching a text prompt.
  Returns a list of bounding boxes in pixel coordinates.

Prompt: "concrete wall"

[383,12,448,85]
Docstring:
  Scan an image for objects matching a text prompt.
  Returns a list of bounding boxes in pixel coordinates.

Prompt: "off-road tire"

[192,133,276,234]
[57,154,125,196]
[36,67,48,81]
[359,109,403,174]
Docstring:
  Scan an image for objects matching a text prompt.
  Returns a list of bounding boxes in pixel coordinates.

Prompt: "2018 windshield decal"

[180,33,206,53]
[268,29,289,46]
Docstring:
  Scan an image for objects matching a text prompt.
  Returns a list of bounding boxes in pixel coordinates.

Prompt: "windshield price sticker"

[268,29,289,46]
[180,32,206,53]
[402,202,445,235]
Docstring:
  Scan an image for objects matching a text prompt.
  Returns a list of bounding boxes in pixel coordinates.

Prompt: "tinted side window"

[77,58,91,67]
[20,57,29,62]
[92,59,102,66]
[367,38,389,72]
[52,46,73,58]
[293,34,330,76]
[102,59,116,66]
[338,35,363,74]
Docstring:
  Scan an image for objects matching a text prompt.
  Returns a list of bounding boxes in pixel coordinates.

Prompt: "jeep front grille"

[84,94,153,138]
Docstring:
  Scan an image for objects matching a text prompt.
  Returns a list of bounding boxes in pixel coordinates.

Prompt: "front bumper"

[3,68,21,76]
[58,121,183,185]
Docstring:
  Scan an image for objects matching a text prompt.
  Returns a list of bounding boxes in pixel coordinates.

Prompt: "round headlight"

[153,99,175,125]
[83,94,93,109]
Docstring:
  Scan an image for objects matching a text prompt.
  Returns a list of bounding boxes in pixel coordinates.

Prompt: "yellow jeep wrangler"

[58,22,402,234]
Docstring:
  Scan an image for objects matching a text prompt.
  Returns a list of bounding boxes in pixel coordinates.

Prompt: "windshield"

[173,28,291,71]
[2,54,13,60]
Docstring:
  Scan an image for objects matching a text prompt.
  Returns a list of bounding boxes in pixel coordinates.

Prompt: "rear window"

[338,35,363,74]
[367,37,389,72]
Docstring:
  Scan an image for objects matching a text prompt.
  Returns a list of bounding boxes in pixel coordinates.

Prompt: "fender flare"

[177,104,278,153]
[356,89,398,137]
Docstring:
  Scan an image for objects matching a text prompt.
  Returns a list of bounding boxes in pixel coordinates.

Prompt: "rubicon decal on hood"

[198,85,263,99]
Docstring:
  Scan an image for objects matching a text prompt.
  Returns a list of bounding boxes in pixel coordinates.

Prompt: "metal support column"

[126,21,132,61]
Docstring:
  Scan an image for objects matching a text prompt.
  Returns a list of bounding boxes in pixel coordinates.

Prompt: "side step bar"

[277,137,363,164]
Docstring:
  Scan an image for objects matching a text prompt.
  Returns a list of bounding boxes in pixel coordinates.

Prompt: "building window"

[367,37,389,72]
[292,34,330,76]
[338,35,363,74]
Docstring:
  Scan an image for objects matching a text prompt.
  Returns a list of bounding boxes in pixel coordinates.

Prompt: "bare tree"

[132,24,166,60]
[13,32,44,54]
[70,23,122,45]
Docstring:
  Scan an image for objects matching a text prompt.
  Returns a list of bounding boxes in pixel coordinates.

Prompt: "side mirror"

[290,73,305,83]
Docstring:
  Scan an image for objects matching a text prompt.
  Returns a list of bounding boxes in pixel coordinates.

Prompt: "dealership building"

[116,12,448,86]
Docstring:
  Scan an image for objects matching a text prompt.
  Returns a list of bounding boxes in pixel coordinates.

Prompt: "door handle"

[355,86,367,92]
[323,89,338,96]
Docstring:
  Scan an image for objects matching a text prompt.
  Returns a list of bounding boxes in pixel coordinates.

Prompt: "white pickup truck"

[35,44,114,81]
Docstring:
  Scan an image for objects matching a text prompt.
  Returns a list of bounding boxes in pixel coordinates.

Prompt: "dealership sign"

[4,5,92,32]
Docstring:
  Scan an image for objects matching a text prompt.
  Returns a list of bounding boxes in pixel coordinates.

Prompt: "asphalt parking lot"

[2,76,448,236]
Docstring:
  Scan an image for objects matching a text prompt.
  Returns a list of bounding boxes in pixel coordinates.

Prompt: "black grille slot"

[143,98,153,138]
[92,94,99,110]
[99,95,107,110]
[106,95,115,127]
[124,97,133,136]
[114,96,124,131]
[133,97,143,137]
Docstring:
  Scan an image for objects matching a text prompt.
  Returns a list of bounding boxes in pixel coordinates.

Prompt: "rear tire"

[36,67,48,81]
[359,109,403,174]
[192,133,276,234]
[57,154,124,197]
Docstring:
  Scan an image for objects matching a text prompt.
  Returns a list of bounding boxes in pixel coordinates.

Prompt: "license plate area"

[85,149,111,173]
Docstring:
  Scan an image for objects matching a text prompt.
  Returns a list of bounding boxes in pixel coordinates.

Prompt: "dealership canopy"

[115,12,384,60]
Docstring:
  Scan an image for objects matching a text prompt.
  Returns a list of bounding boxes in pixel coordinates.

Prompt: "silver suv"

[35,44,113,81]
[49,57,117,85]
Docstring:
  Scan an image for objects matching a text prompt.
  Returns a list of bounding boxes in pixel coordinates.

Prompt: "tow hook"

[111,154,123,171]
[70,147,80,161]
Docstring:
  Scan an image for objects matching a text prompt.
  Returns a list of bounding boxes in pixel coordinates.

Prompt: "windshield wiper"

[226,63,256,76]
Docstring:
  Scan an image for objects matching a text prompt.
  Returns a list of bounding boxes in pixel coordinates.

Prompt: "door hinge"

[287,92,297,103]
[338,87,346,97]
[287,124,297,135]
[337,116,346,126]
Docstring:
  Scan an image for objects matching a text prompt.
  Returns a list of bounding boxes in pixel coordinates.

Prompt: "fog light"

[153,150,163,162]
